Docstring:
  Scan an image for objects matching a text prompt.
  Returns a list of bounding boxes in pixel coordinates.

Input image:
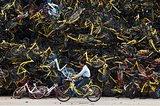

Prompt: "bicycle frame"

[106,0,121,13]
[44,83,58,96]
[17,41,42,75]
[11,11,29,21]
[47,3,60,17]
[40,55,76,82]
[0,0,16,15]
[17,80,43,96]
[141,76,159,94]
[40,57,68,77]
[41,57,66,71]
[123,73,141,91]
[64,78,92,96]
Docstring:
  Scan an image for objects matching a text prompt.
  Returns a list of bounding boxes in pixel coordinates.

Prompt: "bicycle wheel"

[56,85,72,102]
[5,51,15,60]
[10,45,21,56]
[50,72,61,84]
[124,83,138,99]
[29,4,39,15]
[18,48,27,59]
[13,87,25,99]
[64,11,73,20]
[61,68,76,79]
[67,8,85,24]
[22,37,30,47]
[87,85,102,102]
[7,20,18,28]
[97,69,110,82]
[32,46,44,55]
[156,88,160,98]
[33,86,46,99]
[149,85,158,99]
[103,78,117,96]
[80,34,94,43]
[91,57,105,69]
[0,69,9,78]
[58,55,69,67]
[0,88,6,95]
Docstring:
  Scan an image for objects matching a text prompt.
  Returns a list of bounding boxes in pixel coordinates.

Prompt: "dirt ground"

[0,96,160,106]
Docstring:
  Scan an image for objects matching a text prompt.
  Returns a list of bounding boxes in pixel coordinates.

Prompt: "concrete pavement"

[0,96,160,106]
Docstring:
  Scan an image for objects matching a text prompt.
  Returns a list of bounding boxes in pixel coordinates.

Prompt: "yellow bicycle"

[56,77,102,102]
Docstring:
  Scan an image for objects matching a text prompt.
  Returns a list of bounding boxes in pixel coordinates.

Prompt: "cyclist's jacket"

[77,65,91,78]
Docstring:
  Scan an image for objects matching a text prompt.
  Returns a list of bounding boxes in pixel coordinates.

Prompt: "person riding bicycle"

[72,59,91,98]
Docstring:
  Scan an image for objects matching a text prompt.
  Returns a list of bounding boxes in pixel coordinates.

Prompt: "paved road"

[0,96,160,106]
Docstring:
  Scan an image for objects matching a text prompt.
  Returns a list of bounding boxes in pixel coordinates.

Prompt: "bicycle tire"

[102,32,112,43]
[50,71,61,84]
[33,86,46,99]
[148,86,158,99]
[91,57,105,69]
[5,51,15,60]
[41,60,53,72]
[0,88,6,95]
[32,46,44,55]
[124,83,138,99]
[7,20,18,28]
[156,88,160,98]
[22,37,30,47]
[67,8,85,24]
[19,49,33,60]
[80,34,94,43]
[9,68,18,81]
[87,85,102,102]
[58,55,69,66]
[29,4,39,15]
[56,85,72,102]
[64,11,73,20]
[97,69,110,82]
[13,87,25,99]
[0,69,9,78]
[103,78,117,96]
[10,45,21,56]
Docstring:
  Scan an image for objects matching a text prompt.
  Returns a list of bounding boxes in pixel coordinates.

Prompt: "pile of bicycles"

[0,0,160,100]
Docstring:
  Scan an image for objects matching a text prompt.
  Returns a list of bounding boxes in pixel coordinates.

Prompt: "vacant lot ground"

[0,96,160,106]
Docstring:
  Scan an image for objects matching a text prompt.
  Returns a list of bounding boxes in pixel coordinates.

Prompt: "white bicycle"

[41,55,76,80]
[39,2,60,18]
[44,83,58,97]
[13,77,46,99]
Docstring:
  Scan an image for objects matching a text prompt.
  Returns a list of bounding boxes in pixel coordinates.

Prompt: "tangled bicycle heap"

[1,0,160,99]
